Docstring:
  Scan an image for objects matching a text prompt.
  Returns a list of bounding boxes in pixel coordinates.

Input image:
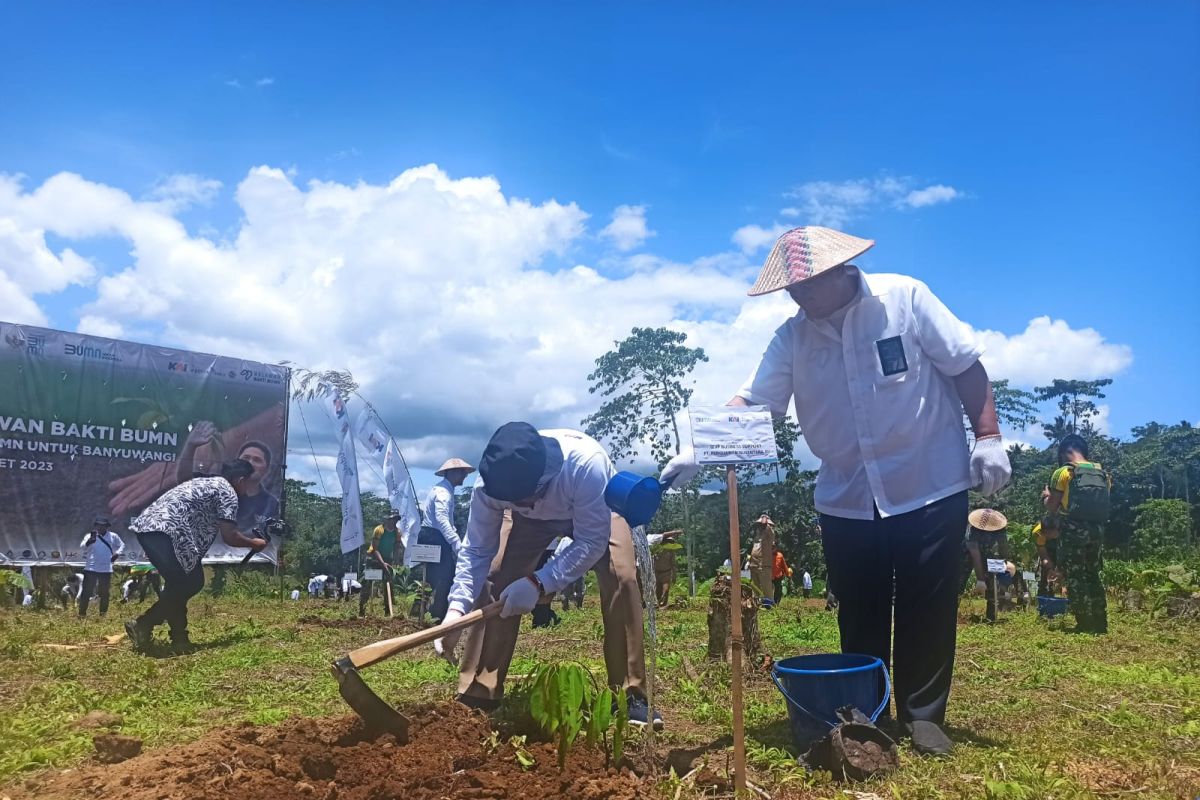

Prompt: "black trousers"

[79,571,112,616]
[135,532,205,642]
[821,491,967,725]
[418,527,457,622]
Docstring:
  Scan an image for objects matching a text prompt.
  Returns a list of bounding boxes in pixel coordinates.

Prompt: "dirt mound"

[5,703,649,800]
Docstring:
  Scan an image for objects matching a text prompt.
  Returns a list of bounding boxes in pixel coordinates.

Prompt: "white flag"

[384,439,423,563]
[320,388,365,554]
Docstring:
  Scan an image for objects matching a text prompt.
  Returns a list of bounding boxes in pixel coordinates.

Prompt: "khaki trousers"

[457,511,646,702]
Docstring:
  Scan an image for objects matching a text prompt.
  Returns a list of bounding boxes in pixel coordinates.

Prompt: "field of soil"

[4,703,648,800]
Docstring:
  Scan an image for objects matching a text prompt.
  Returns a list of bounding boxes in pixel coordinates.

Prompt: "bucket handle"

[770,661,892,730]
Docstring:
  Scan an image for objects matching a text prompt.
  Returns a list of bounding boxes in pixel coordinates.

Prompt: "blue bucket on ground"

[604,471,665,527]
[1037,595,1068,618]
[771,653,891,749]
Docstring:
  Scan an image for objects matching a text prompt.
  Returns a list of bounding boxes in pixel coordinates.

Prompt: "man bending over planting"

[433,422,662,729]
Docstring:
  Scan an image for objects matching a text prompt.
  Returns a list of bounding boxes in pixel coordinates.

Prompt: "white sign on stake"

[408,543,443,564]
[986,559,1007,574]
[688,405,778,465]
[363,568,384,581]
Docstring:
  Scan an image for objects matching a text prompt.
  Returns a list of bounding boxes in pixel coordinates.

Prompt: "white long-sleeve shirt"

[736,268,983,520]
[447,429,616,615]
[80,530,125,573]
[422,478,462,554]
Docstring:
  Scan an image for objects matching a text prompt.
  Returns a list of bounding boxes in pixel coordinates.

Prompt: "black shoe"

[124,619,151,652]
[170,636,196,654]
[906,720,952,756]
[623,694,664,731]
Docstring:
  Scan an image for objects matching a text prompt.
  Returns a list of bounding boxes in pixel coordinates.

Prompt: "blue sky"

[1,1,1197,491]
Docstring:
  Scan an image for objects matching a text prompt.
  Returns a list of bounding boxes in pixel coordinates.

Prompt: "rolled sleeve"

[535,456,611,593]
[911,280,984,377]
[447,489,503,615]
[735,322,794,415]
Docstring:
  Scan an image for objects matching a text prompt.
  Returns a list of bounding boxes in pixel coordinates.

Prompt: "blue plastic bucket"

[771,653,891,748]
[1037,595,1068,618]
[604,471,664,527]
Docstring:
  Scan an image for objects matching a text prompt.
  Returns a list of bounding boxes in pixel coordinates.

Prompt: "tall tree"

[991,379,1040,431]
[582,326,707,591]
[582,327,708,465]
[1035,378,1113,441]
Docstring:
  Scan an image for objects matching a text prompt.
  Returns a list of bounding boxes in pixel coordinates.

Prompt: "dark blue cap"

[479,422,564,502]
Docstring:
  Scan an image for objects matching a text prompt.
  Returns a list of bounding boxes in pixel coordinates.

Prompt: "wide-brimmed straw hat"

[748,226,875,296]
[968,508,1008,532]
[435,458,475,477]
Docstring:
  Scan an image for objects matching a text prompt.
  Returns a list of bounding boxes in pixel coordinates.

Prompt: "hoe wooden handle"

[348,600,505,670]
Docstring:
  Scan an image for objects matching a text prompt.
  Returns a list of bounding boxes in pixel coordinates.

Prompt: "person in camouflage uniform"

[1044,434,1110,634]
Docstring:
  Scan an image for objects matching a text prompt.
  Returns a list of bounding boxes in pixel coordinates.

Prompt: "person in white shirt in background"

[79,514,124,617]
[307,574,329,598]
[434,423,661,729]
[662,226,1010,756]
[418,458,475,623]
[802,570,813,599]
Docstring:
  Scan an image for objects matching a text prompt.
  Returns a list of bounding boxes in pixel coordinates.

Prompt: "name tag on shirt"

[876,336,909,376]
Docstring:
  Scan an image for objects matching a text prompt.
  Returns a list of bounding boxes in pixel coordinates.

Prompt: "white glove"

[974,579,988,596]
[660,446,702,488]
[433,609,465,664]
[498,576,541,618]
[970,436,1011,497]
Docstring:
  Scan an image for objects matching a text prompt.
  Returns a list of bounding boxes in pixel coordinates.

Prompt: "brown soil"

[92,733,143,764]
[6,703,651,800]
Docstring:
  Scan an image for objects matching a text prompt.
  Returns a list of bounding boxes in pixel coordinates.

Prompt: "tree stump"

[707,575,762,666]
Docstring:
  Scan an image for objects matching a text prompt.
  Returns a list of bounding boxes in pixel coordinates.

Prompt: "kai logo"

[167,361,190,372]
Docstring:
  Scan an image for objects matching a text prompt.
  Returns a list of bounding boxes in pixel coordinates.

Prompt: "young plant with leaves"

[526,662,628,771]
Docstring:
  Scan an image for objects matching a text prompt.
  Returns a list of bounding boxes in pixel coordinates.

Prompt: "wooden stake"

[726,465,747,794]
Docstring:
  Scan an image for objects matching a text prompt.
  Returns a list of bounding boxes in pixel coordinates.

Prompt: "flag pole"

[726,465,747,793]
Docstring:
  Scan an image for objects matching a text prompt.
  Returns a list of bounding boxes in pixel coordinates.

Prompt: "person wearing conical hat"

[965,508,1011,623]
[418,458,476,622]
[662,226,1011,756]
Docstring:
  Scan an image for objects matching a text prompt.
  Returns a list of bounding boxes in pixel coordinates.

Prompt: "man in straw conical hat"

[965,508,1011,623]
[662,226,1011,756]
[418,458,476,622]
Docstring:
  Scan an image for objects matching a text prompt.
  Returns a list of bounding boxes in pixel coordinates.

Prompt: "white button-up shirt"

[422,478,462,554]
[80,530,124,572]
[736,269,983,520]
[447,429,616,615]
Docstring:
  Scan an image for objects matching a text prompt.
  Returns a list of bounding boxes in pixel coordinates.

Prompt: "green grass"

[1,591,1197,798]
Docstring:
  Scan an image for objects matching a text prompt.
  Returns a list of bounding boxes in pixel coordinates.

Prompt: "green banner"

[0,322,288,566]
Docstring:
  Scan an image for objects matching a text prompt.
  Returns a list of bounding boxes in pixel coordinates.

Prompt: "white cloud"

[0,174,97,324]
[76,315,125,338]
[599,204,655,251]
[977,316,1133,386]
[732,222,789,254]
[146,173,222,211]
[901,184,960,208]
[256,77,275,87]
[783,176,964,228]
[225,79,242,89]
[0,165,754,484]
[0,166,1134,492]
